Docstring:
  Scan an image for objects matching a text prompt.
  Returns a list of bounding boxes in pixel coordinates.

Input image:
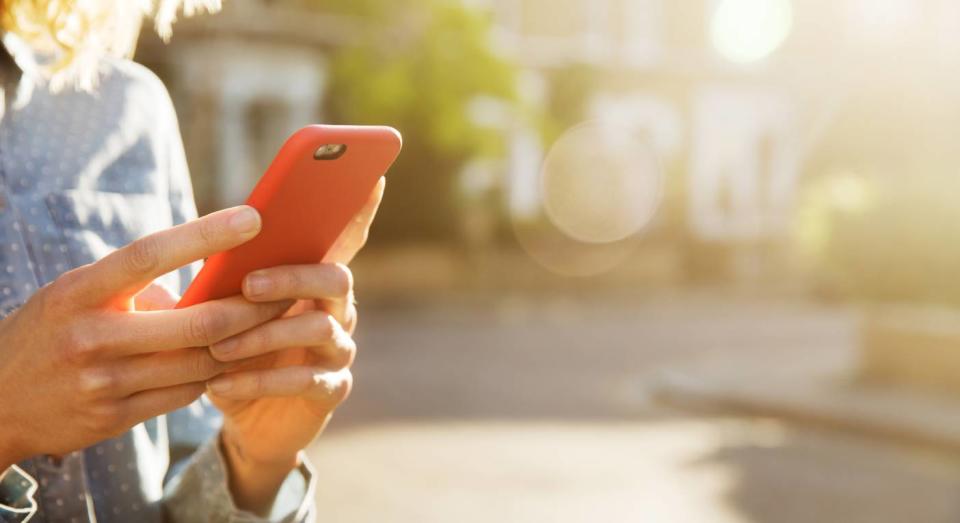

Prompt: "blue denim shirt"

[0,37,315,523]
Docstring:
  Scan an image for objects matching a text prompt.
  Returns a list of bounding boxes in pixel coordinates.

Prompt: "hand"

[0,206,289,471]
[205,178,385,514]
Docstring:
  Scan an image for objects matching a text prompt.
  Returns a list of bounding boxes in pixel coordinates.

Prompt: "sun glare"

[710,0,794,64]
[541,122,663,245]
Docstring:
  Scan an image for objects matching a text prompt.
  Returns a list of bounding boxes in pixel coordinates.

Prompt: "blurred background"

[137,1,960,521]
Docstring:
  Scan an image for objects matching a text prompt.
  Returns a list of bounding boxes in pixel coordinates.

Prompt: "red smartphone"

[176,125,402,308]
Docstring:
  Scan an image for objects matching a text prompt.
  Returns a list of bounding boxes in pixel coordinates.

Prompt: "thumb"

[326,177,385,264]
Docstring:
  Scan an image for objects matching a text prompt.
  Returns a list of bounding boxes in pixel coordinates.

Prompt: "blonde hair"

[0,0,221,90]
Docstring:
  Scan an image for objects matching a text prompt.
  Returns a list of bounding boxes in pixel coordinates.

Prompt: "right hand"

[0,205,289,469]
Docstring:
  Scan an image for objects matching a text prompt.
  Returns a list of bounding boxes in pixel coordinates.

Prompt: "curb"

[653,370,960,453]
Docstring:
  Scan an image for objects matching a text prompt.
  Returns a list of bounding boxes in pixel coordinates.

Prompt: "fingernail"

[229,207,260,234]
[245,272,271,297]
[211,338,239,360]
[208,378,234,394]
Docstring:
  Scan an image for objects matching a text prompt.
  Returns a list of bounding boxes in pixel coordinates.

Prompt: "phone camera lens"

[314,144,348,161]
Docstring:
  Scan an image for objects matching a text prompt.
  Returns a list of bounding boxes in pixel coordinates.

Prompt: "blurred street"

[307,294,960,522]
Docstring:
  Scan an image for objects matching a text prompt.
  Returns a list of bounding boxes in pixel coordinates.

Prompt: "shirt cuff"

[0,465,37,523]
[163,436,316,523]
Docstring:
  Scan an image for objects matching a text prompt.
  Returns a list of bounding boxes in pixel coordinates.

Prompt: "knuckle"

[50,268,82,300]
[123,236,161,275]
[345,303,359,332]
[251,327,272,351]
[186,312,211,345]
[187,307,226,346]
[191,349,225,379]
[247,372,265,397]
[280,268,304,294]
[329,263,353,297]
[77,367,118,398]
[304,370,352,415]
[37,274,79,316]
[337,337,357,369]
[196,216,220,248]
[313,313,336,341]
[172,384,205,410]
[326,326,356,369]
[333,371,353,404]
[61,324,101,364]
[86,402,125,433]
[355,227,371,250]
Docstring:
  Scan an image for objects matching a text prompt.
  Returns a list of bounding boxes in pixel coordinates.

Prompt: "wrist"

[219,430,299,516]
[220,427,299,475]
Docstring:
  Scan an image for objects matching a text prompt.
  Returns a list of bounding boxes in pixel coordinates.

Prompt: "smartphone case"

[176,125,401,308]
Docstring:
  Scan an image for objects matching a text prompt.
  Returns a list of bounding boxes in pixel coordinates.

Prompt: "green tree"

[310,0,517,242]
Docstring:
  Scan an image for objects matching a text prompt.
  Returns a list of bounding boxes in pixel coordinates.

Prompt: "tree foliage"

[309,0,517,241]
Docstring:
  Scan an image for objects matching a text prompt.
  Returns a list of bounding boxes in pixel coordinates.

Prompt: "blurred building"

[136,0,960,283]
[478,0,798,244]
[136,0,358,212]
[471,0,960,282]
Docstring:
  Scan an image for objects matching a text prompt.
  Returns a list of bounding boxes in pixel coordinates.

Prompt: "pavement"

[305,293,960,522]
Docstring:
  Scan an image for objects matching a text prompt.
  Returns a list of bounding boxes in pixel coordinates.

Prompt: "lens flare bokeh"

[541,122,664,245]
[710,0,794,64]
[512,121,664,277]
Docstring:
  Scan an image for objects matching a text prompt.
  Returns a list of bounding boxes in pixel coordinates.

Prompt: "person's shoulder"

[98,57,178,128]
[100,57,175,109]
[100,57,170,97]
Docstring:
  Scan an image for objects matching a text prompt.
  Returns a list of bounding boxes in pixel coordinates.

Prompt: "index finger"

[74,206,262,307]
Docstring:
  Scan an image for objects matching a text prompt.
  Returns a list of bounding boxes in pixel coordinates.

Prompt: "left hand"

[206,178,385,512]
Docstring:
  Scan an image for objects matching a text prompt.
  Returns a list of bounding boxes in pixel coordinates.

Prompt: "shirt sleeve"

[153,70,317,523]
[0,465,37,523]
[162,435,316,523]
